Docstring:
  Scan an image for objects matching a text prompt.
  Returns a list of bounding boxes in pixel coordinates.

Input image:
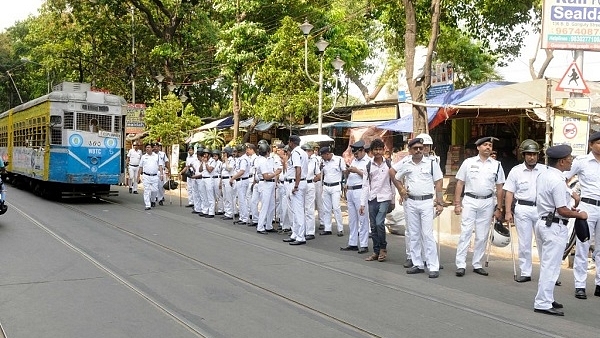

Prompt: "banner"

[542,0,600,50]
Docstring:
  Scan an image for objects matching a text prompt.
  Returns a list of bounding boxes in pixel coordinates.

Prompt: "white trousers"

[315,183,325,226]
[157,173,166,201]
[203,177,215,215]
[213,177,223,213]
[249,182,260,223]
[193,178,203,213]
[142,174,158,208]
[257,181,276,231]
[402,201,411,258]
[128,165,140,192]
[187,178,196,206]
[304,182,316,236]
[222,180,235,218]
[290,181,307,242]
[573,201,600,288]
[514,203,539,277]
[323,184,343,232]
[347,189,368,248]
[281,182,292,230]
[534,220,567,309]
[406,198,439,271]
[455,196,494,269]
[236,179,249,222]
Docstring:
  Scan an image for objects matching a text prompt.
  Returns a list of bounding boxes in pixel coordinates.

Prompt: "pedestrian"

[504,139,546,283]
[246,143,259,226]
[211,149,224,215]
[126,142,142,194]
[256,142,281,234]
[533,144,587,316]
[360,138,396,262]
[231,144,250,224]
[282,135,308,245]
[453,137,505,277]
[220,147,236,220]
[394,138,444,278]
[138,143,162,210]
[565,131,600,300]
[342,139,370,253]
[191,149,205,215]
[319,146,345,237]
[302,143,321,240]
[153,142,169,205]
[279,145,293,233]
[179,146,198,208]
[313,142,325,229]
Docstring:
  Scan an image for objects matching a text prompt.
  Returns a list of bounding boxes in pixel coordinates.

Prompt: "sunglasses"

[411,146,423,151]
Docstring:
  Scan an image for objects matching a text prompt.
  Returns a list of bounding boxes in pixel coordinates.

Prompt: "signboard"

[554,97,591,112]
[170,144,179,175]
[125,104,146,135]
[541,0,600,50]
[351,106,397,122]
[427,62,454,99]
[555,62,590,93]
[553,111,589,157]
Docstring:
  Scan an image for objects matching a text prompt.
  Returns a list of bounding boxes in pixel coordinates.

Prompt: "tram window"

[51,127,62,145]
[64,112,74,129]
[50,115,61,126]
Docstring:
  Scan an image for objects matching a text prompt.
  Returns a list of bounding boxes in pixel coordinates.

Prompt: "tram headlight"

[90,157,99,165]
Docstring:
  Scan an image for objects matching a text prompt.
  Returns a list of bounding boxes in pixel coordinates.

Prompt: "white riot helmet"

[491,220,511,247]
[415,133,433,145]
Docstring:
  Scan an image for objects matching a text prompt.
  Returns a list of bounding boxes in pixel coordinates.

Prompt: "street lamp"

[299,19,344,135]
[179,92,188,116]
[20,58,51,94]
[155,74,164,100]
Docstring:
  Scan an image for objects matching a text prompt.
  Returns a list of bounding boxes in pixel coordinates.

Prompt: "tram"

[0,82,127,198]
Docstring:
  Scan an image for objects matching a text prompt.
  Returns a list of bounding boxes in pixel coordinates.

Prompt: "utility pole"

[131,5,136,105]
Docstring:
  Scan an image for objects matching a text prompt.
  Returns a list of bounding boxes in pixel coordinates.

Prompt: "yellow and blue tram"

[0,82,127,197]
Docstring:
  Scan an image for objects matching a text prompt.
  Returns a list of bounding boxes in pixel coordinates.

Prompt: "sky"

[2,0,599,89]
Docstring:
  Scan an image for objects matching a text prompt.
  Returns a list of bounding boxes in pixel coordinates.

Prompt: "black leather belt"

[221,176,230,179]
[582,197,600,207]
[212,176,219,178]
[259,179,275,182]
[202,176,211,179]
[143,172,157,176]
[408,194,433,200]
[307,179,314,183]
[129,164,139,167]
[323,182,340,187]
[285,178,306,183]
[516,200,536,206]
[465,192,493,199]
[541,216,568,225]
[347,185,362,190]
[236,177,250,181]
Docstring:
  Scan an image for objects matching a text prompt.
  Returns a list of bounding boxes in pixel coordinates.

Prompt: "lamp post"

[155,74,164,100]
[299,19,344,135]
[20,58,50,94]
[179,92,188,116]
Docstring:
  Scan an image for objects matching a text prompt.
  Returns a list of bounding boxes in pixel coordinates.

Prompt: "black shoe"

[358,247,369,254]
[257,230,268,235]
[215,212,224,215]
[575,288,587,299]
[516,276,532,283]
[265,229,276,233]
[283,238,295,243]
[337,231,344,237]
[305,234,315,240]
[318,224,324,230]
[534,308,564,316]
[555,280,562,286]
[340,245,359,251]
[429,271,440,278]
[403,259,414,268]
[222,217,233,220]
[552,301,563,309]
[276,226,283,231]
[133,191,139,194]
[319,231,332,235]
[151,202,156,207]
[473,268,489,276]
[158,200,164,206]
[185,204,194,208]
[206,215,214,218]
[595,285,600,297]
[144,207,151,210]
[129,187,132,193]
[456,268,466,277]
[192,210,200,214]
[406,266,425,274]
[282,228,291,233]
[289,241,306,245]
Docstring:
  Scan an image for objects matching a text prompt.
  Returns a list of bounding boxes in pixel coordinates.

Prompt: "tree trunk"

[233,72,241,141]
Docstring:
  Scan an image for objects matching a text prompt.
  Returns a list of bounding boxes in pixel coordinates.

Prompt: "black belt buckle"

[582,197,600,206]
[408,194,433,201]
[517,200,536,206]
[324,182,340,187]
[307,179,314,183]
[347,185,362,190]
[465,192,492,199]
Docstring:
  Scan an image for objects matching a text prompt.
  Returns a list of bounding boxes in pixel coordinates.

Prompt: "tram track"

[8,197,573,337]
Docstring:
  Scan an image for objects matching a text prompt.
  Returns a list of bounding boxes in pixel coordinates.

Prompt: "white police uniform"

[212,157,223,214]
[321,153,345,234]
[504,162,546,278]
[289,145,308,243]
[185,151,198,207]
[304,152,321,237]
[346,154,369,249]
[127,147,142,193]
[156,149,168,203]
[392,155,415,261]
[204,157,216,216]
[221,154,236,219]
[139,152,161,209]
[192,154,204,214]
[256,155,276,232]
[235,153,251,223]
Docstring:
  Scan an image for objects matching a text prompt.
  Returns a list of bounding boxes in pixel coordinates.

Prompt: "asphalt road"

[0,185,598,338]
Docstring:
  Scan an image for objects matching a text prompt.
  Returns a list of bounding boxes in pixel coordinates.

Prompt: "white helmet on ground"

[415,133,433,145]
[491,220,511,247]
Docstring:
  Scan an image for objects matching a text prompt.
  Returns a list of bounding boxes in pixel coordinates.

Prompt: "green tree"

[143,93,201,147]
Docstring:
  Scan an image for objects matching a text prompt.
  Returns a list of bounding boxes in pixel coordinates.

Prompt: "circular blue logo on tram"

[69,134,84,147]
[104,137,118,149]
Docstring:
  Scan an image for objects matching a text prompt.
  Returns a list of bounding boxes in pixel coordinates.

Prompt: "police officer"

[320,146,345,237]
[282,135,308,245]
[220,147,236,220]
[565,131,600,300]
[279,145,293,233]
[138,143,162,210]
[534,144,587,316]
[191,149,205,215]
[127,142,142,194]
[247,144,259,226]
[343,140,370,253]
[454,136,505,277]
[211,149,223,215]
[256,142,281,234]
[312,142,325,229]
[153,142,169,205]
[395,138,444,277]
[302,143,321,240]
[504,139,546,283]
[231,144,250,224]
[179,146,198,208]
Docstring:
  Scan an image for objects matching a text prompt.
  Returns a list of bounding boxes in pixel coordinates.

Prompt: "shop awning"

[197,116,233,130]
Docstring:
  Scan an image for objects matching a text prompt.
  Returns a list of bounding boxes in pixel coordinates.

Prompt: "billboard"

[542,0,600,50]
[125,103,146,135]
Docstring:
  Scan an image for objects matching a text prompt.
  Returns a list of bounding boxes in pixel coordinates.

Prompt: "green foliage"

[201,128,226,150]
[143,93,201,146]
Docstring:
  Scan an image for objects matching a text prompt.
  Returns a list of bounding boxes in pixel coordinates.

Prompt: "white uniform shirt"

[290,147,308,179]
[456,155,506,196]
[222,157,235,178]
[361,159,395,205]
[238,155,251,179]
[347,155,369,186]
[322,155,344,184]
[565,153,600,200]
[257,156,275,179]
[504,163,546,202]
[306,154,321,181]
[395,157,443,196]
[206,158,216,177]
[140,152,160,175]
[536,166,570,220]
[212,159,222,177]
[127,148,142,166]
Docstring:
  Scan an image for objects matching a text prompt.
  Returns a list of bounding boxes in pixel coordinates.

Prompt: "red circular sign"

[563,123,577,139]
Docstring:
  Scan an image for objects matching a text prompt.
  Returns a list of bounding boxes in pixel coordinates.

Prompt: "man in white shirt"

[138,143,162,210]
[180,146,197,208]
[154,143,169,205]
[319,146,345,237]
[220,147,236,220]
[282,135,308,245]
[127,142,142,194]
[256,143,281,234]
[231,144,250,224]
[302,143,321,240]
[343,140,369,253]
